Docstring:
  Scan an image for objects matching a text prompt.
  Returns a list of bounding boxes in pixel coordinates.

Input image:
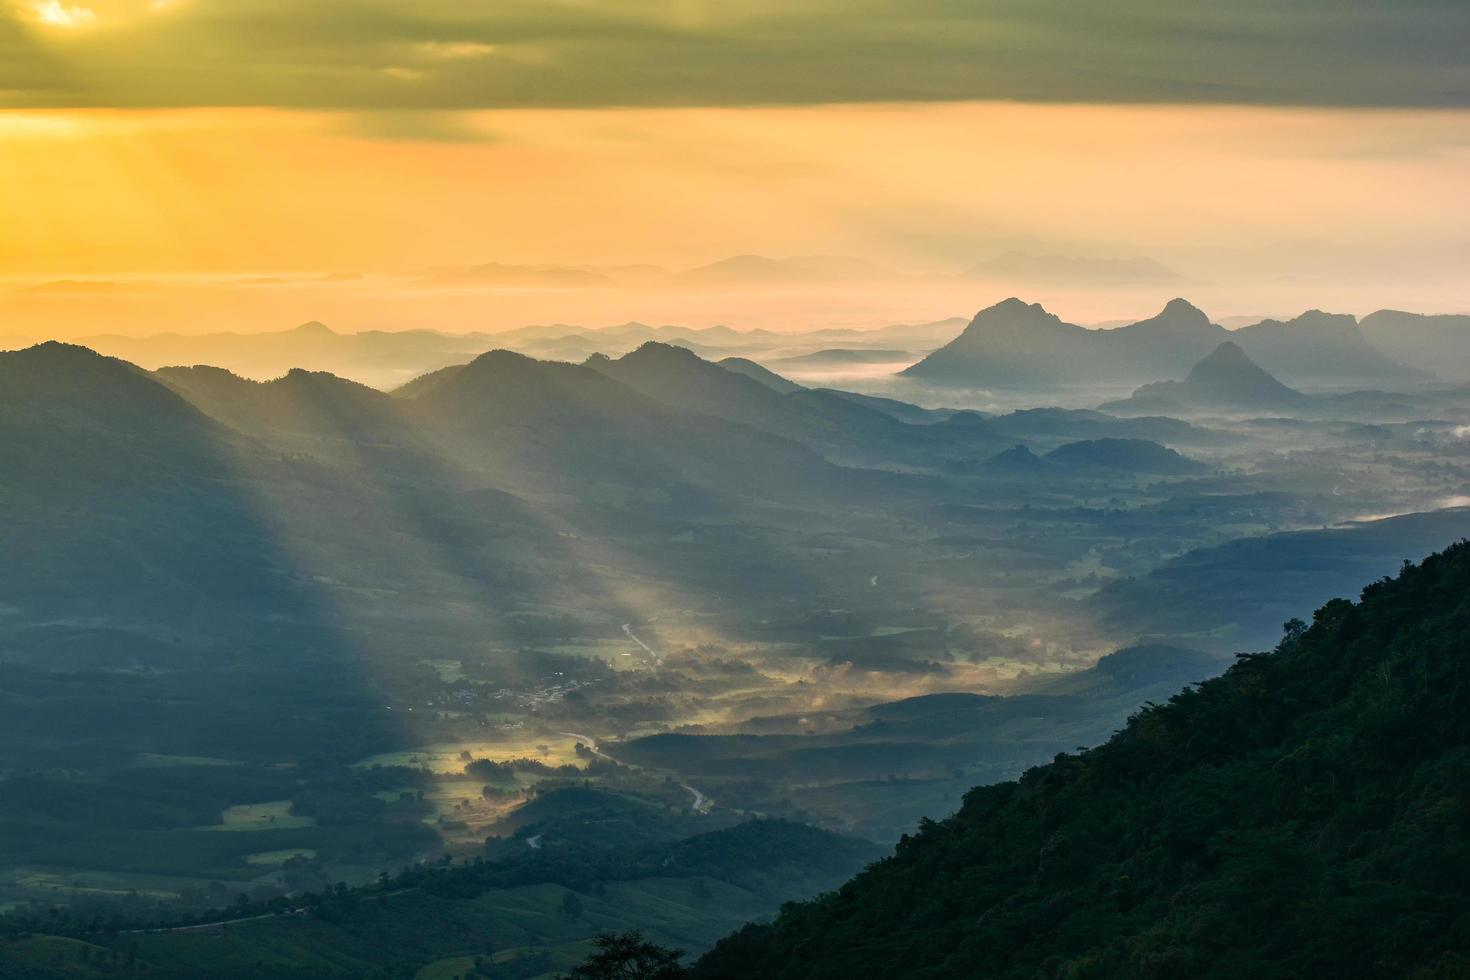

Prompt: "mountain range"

[1100,341,1312,415]
[903,298,1429,388]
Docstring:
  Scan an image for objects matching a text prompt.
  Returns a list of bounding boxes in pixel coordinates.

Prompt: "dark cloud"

[1,0,1466,109]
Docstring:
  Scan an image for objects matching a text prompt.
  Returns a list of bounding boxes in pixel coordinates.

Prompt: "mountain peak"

[625,340,701,363]
[1162,297,1208,319]
[1191,340,1255,372]
[962,297,1064,331]
[290,321,335,336]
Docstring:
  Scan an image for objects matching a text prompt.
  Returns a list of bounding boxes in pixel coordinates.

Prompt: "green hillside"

[696,543,1470,979]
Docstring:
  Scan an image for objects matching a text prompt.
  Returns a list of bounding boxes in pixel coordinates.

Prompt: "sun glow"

[31,1,96,26]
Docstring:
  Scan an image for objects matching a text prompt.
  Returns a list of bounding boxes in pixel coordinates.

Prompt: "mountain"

[1024,643,1222,700]
[717,357,804,394]
[419,261,618,286]
[963,251,1183,285]
[676,254,895,284]
[1231,310,1423,387]
[766,349,915,370]
[1101,341,1312,415]
[154,364,415,449]
[903,299,1421,389]
[408,346,831,497]
[586,342,1005,466]
[1043,437,1207,476]
[696,542,1470,979]
[1098,297,1231,376]
[1090,506,1470,650]
[1360,309,1470,380]
[985,406,1226,450]
[81,322,491,388]
[900,298,1095,386]
[982,444,1052,473]
[816,389,955,425]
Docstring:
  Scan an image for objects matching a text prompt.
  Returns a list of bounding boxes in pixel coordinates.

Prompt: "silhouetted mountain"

[676,254,894,283]
[1102,342,1311,415]
[1,342,214,437]
[1043,437,1207,475]
[986,406,1226,449]
[420,261,617,287]
[587,341,1004,466]
[900,298,1095,386]
[411,346,831,497]
[1231,310,1422,387]
[904,299,1420,389]
[983,444,1052,473]
[767,349,915,370]
[717,356,803,393]
[1090,506,1470,650]
[83,321,491,388]
[816,389,956,424]
[1100,297,1230,376]
[155,364,414,448]
[1360,309,1470,380]
[963,251,1183,285]
[1025,643,1223,699]
[697,543,1470,979]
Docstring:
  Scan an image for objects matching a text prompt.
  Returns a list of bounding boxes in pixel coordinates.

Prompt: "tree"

[559,931,687,980]
[561,889,584,922]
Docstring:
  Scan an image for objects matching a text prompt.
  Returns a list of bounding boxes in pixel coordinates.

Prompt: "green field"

[197,801,317,832]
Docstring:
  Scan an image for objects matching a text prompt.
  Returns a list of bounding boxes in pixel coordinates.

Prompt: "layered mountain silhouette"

[1360,309,1470,380]
[1229,310,1419,386]
[903,298,1421,388]
[1101,341,1311,415]
[717,356,804,393]
[962,251,1183,285]
[1043,437,1207,475]
[587,341,1011,465]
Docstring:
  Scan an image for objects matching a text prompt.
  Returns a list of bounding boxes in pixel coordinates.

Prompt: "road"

[560,731,711,814]
[621,623,659,661]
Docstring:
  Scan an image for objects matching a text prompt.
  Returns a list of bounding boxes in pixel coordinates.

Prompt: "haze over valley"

[3,1,1470,975]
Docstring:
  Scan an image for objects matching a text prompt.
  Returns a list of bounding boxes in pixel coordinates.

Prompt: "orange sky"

[1,102,1467,336]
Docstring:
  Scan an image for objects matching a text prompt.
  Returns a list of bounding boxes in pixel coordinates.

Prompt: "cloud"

[336,109,500,143]
[0,0,1465,109]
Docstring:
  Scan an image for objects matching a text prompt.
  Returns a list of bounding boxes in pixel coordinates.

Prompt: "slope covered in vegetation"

[698,543,1470,979]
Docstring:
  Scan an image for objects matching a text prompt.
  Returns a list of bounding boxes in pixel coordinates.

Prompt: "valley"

[4,300,1470,977]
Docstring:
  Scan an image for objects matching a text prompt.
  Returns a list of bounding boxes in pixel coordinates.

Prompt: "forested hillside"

[697,543,1470,979]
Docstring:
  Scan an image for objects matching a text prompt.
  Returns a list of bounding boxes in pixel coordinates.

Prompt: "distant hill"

[962,251,1183,285]
[766,349,915,370]
[1101,341,1312,415]
[985,406,1226,450]
[902,298,1420,389]
[814,389,955,425]
[587,342,1009,466]
[982,444,1052,473]
[1043,437,1207,476]
[676,254,895,284]
[900,297,1098,386]
[1024,643,1222,700]
[1231,310,1423,387]
[697,542,1470,979]
[1090,505,1470,650]
[419,261,617,287]
[1361,309,1470,380]
[717,356,803,393]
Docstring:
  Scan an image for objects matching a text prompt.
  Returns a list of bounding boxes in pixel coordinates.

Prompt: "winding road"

[560,731,711,814]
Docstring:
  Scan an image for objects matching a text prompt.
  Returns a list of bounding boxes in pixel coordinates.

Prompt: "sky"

[1,0,1467,336]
